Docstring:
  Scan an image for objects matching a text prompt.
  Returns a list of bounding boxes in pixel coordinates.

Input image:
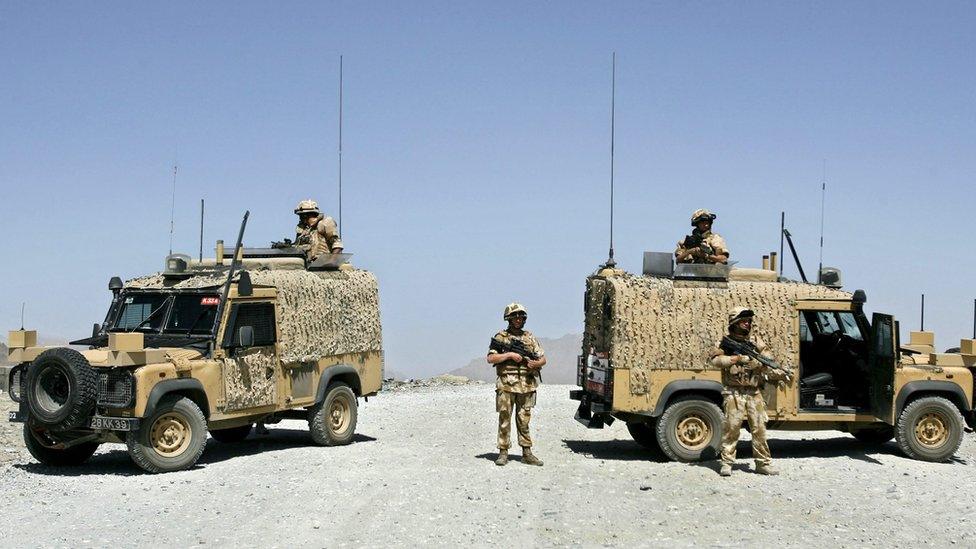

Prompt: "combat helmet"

[727,307,754,328]
[294,199,321,216]
[504,302,527,320]
[691,208,717,226]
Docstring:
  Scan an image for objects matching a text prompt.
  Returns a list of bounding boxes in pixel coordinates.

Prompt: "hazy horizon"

[2,3,974,376]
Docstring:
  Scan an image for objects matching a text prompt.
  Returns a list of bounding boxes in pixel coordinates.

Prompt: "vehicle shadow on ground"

[13,428,377,476]
[562,436,923,466]
[561,439,669,463]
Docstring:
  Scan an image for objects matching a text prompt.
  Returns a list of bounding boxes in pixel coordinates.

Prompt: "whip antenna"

[20,302,25,330]
[817,160,826,284]
[169,149,178,255]
[338,54,343,235]
[199,199,205,262]
[779,211,785,276]
[604,52,617,268]
[920,293,925,331]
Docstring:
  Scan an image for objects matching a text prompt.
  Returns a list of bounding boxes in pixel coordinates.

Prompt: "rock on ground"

[1,386,975,547]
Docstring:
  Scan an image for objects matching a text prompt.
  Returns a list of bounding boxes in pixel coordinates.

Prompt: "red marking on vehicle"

[201,297,220,306]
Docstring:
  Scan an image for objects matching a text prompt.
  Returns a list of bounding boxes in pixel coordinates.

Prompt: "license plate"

[90,416,139,431]
[7,411,22,422]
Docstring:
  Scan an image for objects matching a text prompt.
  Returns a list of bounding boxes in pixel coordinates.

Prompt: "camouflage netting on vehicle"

[222,348,277,410]
[584,273,849,393]
[248,270,382,363]
[125,269,383,363]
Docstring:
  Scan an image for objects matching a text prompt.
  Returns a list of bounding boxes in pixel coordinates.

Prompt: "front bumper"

[570,389,613,428]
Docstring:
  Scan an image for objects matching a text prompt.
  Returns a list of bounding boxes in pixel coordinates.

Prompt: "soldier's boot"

[495,450,509,466]
[719,463,733,477]
[755,463,779,476]
[521,447,543,466]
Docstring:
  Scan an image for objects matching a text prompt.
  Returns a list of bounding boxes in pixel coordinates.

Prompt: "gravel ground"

[1,385,975,547]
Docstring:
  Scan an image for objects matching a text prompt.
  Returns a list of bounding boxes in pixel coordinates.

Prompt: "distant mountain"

[1,343,8,366]
[447,333,582,385]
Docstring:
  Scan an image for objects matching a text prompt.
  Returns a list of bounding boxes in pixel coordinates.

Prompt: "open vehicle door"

[869,313,897,423]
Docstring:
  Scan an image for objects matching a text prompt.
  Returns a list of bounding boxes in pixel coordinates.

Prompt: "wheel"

[655,396,723,462]
[127,395,208,473]
[851,426,894,444]
[895,396,964,462]
[308,382,357,446]
[23,424,99,466]
[209,424,253,443]
[626,420,663,455]
[24,348,97,431]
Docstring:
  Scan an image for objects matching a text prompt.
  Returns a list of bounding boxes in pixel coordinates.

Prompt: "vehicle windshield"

[167,295,220,334]
[114,294,170,331]
[112,292,220,335]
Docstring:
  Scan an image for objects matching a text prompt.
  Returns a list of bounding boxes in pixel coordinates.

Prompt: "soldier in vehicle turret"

[293,199,343,261]
[675,208,729,264]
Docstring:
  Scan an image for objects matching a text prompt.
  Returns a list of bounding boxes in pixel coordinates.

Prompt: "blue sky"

[1,2,974,375]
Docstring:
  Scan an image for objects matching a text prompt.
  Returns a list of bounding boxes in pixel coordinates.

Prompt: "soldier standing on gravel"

[293,199,343,261]
[675,208,729,264]
[487,303,546,467]
[711,307,790,476]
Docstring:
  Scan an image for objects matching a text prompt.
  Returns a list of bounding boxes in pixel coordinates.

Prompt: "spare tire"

[25,348,97,431]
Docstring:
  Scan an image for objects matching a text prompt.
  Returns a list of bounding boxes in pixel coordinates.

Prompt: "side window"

[837,312,864,341]
[816,311,842,334]
[222,301,277,348]
[799,312,813,342]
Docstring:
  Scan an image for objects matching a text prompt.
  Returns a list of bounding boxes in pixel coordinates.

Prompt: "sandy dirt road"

[1,385,975,547]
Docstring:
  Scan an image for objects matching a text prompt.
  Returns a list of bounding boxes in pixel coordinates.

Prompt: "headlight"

[8,365,24,403]
[97,369,135,408]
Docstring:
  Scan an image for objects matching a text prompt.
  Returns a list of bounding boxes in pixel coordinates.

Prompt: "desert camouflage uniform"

[295,216,343,260]
[488,330,545,450]
[711,335,772,467]
[675,230,730,264]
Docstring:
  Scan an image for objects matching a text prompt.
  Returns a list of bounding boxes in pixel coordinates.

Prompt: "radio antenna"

[920,293,925,331]
[20,302,25,330]
[972,298,975,339]
[603,52,617,268]
[779,211,785,276]
[199,198,205,262]
[169,153,178,256]
[338,54,344,235]
[817,160,826,284]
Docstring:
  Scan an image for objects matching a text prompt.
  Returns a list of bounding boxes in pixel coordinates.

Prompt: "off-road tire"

[127,395,207,473]
[308,382,357,446]
[24,348,97,431]
[851,426,895,444]
[895,396,964,462]
[655,396,723,462]
[23,424,99,466]
[627,420,664,456]
[210,424,253,443]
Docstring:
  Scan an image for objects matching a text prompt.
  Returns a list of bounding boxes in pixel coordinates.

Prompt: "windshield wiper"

[172,308,212,335]
[128,296,173,332]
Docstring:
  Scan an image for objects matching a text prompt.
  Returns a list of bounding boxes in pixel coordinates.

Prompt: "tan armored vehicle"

[7,215,383,473]
[571,256,976,463]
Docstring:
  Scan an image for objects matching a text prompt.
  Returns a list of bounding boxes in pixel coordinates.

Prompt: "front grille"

[98,369,134,408]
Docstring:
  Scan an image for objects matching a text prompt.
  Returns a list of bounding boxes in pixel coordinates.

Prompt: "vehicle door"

[220,300,280,412]
[868,313,897,423]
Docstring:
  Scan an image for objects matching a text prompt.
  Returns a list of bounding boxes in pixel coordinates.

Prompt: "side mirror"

[92,323,101,338]
[238,326,255,348]
[238,271,253,297]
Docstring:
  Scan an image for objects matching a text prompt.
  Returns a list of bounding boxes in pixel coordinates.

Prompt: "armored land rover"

[571,259,976,463]
[7,215,383,473]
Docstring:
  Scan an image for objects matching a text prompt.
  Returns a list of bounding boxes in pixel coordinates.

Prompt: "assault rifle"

[489,336,543,382]
[489,337,540,362]
[270,238,295,249]
[682,233,715,260]
[720,336,793,383]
